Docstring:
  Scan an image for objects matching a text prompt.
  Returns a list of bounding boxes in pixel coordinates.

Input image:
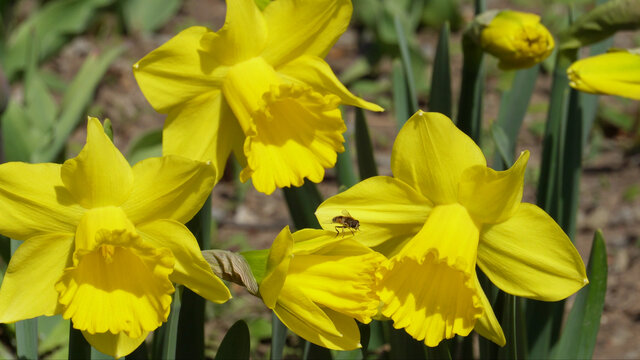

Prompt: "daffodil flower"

[315,111,588,347]
[0,118,231,358]
[568,49,640,100]
[133,0,382,195]
[480,10,554,70]
[244,226,385,350]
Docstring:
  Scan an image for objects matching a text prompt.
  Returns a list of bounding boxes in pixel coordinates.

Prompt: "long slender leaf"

[303,341,332,360]
[335,109,358,189]
[497,295,517,360]
[270,313,287,360]
[69,327,91,360]
[283,181,323,230]
[176,196,212,360]
[215,320,250,360]
[387,324,425,360]
[391,59,410,129]
[551,231,607,359]
[393,14,418,112]
[354,108,377,180]
[152,290,181,360]
[456,37,484,143]
[425,340,451,360]
[428,22,452,118]
[120,0,181,34]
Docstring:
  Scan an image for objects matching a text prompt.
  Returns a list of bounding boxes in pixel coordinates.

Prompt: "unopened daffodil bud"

[568,49,640,100]
[479,10,554,70]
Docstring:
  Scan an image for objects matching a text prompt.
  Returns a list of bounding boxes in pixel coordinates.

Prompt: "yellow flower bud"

[480,10,554,70]
[568,50,640,100]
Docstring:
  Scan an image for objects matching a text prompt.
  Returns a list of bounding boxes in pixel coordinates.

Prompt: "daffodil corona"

[245,226,385,350]
[0,118,231,358]
[315,111,588,347]
[133,0,382,195]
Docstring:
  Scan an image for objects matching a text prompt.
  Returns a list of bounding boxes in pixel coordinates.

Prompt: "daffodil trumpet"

[0,118,231,358]
[134,0,383,195]
[315,111,588,347]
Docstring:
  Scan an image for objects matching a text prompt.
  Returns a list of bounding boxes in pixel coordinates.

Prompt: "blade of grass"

[215,320,250,360]
[354,108,377,179]
[10,240,38,360]
[176,195,212,360]
[551,230,607,359]
[428,22,452,118]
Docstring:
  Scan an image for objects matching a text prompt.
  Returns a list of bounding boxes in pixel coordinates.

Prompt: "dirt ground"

[15,0,639,358]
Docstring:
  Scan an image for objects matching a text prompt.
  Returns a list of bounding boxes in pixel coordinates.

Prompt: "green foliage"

[215,320,251,360]
[119,0,182,34]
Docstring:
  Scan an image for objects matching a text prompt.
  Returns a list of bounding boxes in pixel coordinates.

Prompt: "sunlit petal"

[478,203,589,301]
[392,111,485,204]
[260,226,294,309]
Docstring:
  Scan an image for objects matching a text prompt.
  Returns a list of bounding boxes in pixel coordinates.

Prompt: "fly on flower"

[332,210,360,236]
[133,0,383,195]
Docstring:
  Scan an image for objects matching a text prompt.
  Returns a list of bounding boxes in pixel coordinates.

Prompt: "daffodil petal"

[261,226,294,309]
[0,233,74,322]
[315,176,431,254]
[473,275,506,346]
[137,220,231,304]
[122,155,215,224]
[392,111,486,204]
[458,151,529,224]
[82,331,148,359]
[478,203,588,301]
[133,26,226,112]
[291,229,358,255]
[278,55,383,112]
[0,162,83,239]
[200,0,267,65]
[162,91,243,183]
[567,51,640,100]
[61,118,133,208]
[261,0,353,67]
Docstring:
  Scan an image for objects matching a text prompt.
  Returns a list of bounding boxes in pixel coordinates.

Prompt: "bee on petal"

[332,210,360,236]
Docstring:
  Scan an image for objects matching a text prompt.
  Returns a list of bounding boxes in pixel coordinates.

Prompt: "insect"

[332,210,360,236]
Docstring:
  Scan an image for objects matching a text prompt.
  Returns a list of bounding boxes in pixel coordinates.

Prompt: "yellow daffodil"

[568,49,640,100]
[0,118,231,358]
[315,111,588,347]
[480,10,554,70]
[133,0,382,195]
[245,226,385,350]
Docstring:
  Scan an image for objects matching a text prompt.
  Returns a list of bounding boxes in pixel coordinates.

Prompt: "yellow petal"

[315,176,431,254]
[122,155,215,224]
[377,204,483,347]
[200,0,267,66]
[458,151,529,224]
[133,26,225,112]
[61,118,133,208]
[473,275,506,346]
[260,226,294,309]
[261,0,352,67]
[56,230,175,339]
[0,162,84,240]
[392,111,486,205]
[82,331,148,359]
[567,51,640,100]
[478,203,588,301]
[163,91,244,184]
[137,220,231,304]
[0,233,74,322]
[277,55,383,112]
[286,249,384,324]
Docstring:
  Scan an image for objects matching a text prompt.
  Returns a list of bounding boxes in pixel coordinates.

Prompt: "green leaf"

[33,45,125,162]
[393,14,418,112]
[152,291,181,360]
[387,323,426,360]
[425,340,451,360]
[303,341,332,360]
[456,33,484,144]
[69,326,91,360]
[126,128,162,165]
[271,313,288,360]
[120,0,182,33]
[354,107,377,180]
[3,0,115,79]
[428,22,452,118]
[335,108,358,190]
[283,181,323,230]
[551,230,607,360]
[215,320,251,360]
[391,59,410,129]
[10,240,38,360]
[1,101,37,162]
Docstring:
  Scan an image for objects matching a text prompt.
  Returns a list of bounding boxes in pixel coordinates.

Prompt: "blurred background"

[0,0,638,358]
